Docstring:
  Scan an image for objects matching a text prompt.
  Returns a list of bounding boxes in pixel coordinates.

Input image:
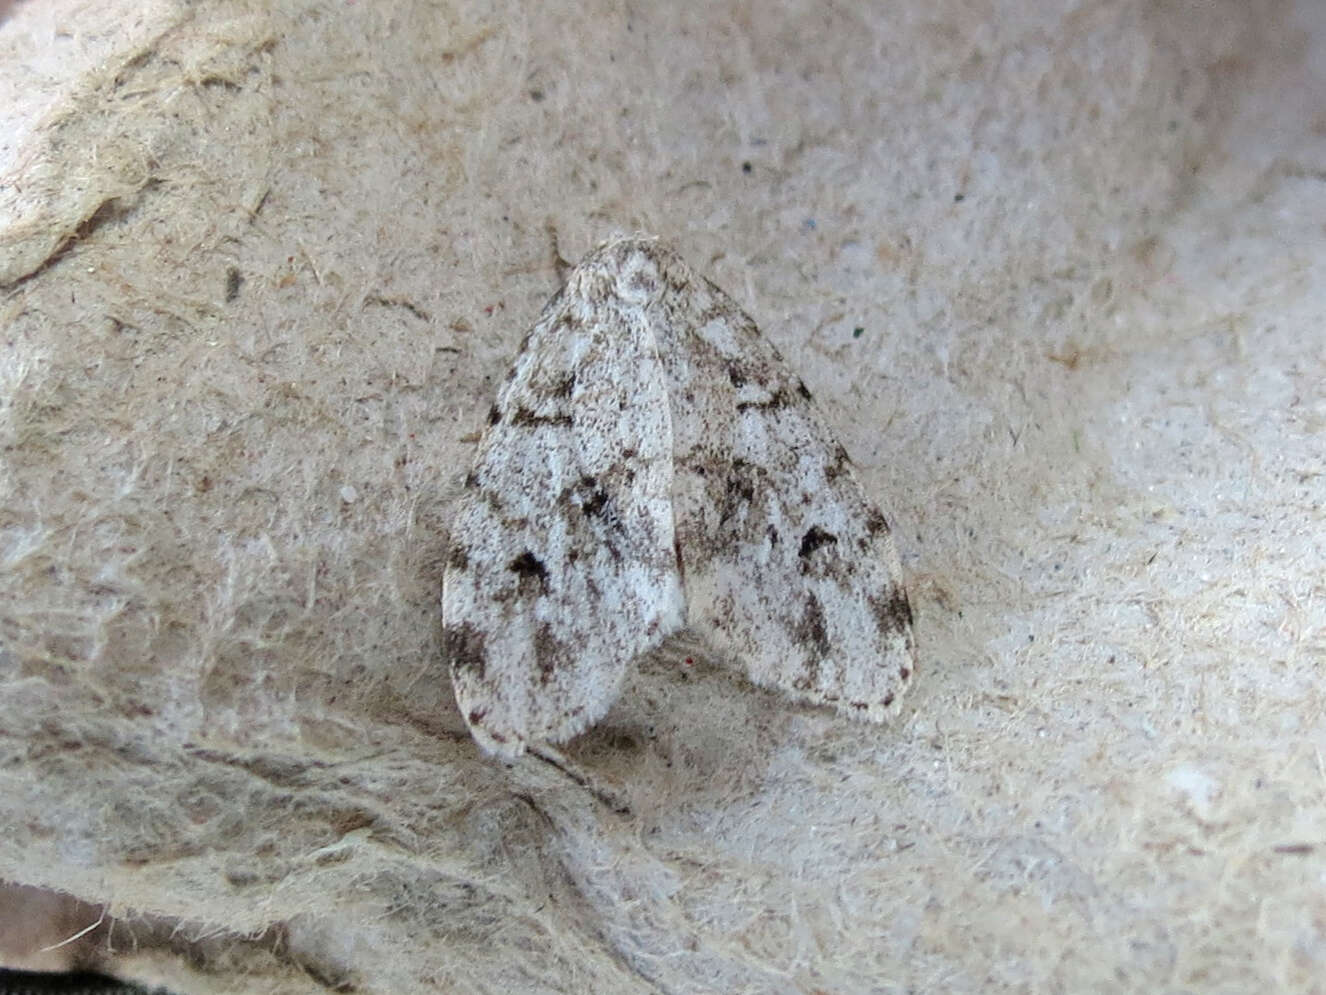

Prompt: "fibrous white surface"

[1,1,1323,992]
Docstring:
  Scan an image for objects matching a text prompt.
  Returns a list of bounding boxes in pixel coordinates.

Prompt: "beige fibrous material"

[2,1,1324,992]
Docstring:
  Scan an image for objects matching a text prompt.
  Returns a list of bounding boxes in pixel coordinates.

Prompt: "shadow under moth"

[443,237,915,759]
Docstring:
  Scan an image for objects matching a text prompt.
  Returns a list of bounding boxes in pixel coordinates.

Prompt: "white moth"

[443,237,916,759]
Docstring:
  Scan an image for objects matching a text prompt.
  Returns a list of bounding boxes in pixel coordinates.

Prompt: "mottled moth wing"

[445,236,916,758]
[442,261,686,758]
[609,240,917,721]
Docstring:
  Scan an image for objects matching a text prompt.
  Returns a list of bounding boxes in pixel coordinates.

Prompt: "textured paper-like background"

[2,1,1323,992]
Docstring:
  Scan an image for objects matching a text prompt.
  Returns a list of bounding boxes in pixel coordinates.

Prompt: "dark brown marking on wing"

[865,508,890,536]
[868,586,914,636]
[446,545,469,571]
[793,596,831,681]
[508,551,551,594]
[799,526,838,559]
[719,459,759,527]
[826,444,851,482]
[445,623,488,680]
[534,623,566,686]
[511,407,573,428]
[566,475,628,560]
[579,477,610,518]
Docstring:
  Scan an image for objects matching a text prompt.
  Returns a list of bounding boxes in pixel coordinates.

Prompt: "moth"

[443,237,915,758]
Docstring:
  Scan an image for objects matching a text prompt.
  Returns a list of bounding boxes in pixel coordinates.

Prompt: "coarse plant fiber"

[1,0,1324,992]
